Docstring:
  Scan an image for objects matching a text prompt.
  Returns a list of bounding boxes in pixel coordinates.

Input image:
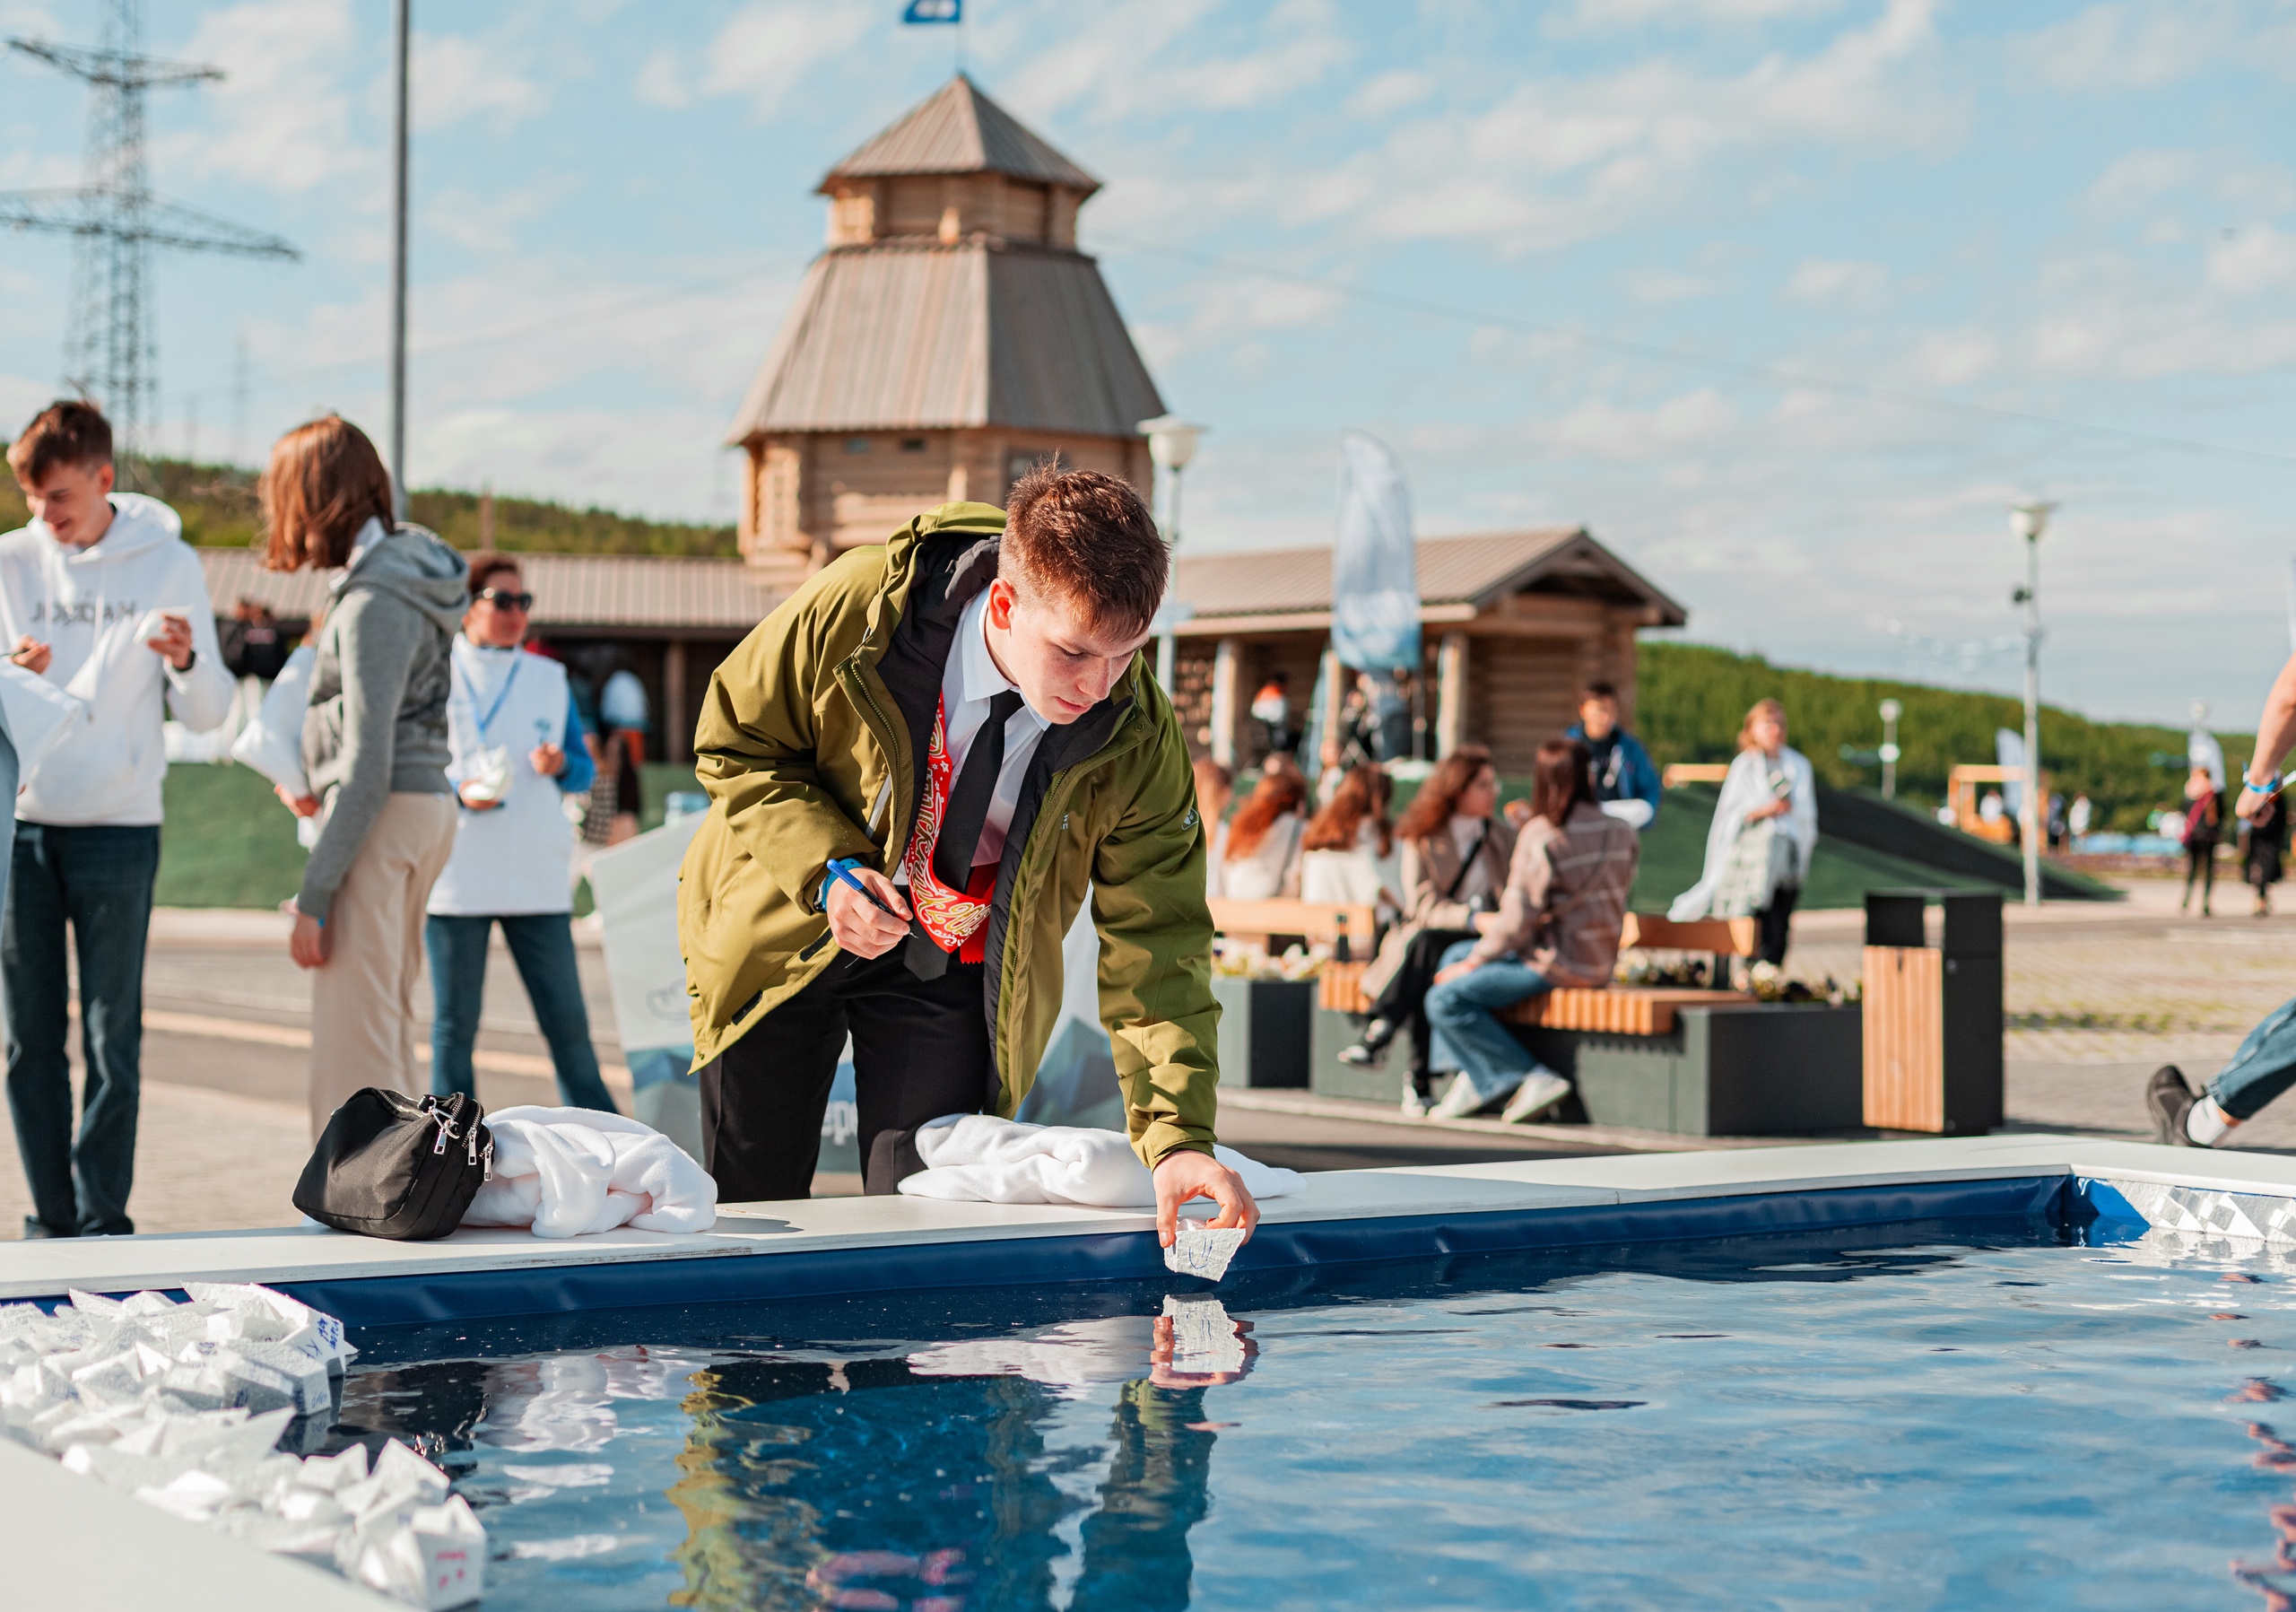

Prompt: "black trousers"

[1369,926,1478,1085]
[1755,885,1799,968]
[699,948,993,1203]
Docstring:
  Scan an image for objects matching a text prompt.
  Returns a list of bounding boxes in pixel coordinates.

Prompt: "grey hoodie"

[299,521,468,923]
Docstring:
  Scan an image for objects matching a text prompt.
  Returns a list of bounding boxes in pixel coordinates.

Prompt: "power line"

[1094,232,2296,472]
[0,1,296,478]
[160,255,804,416]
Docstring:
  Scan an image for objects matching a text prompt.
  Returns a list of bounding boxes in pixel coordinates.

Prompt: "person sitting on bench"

[1337,745,1517,1113]
[1422,737,1640,1123]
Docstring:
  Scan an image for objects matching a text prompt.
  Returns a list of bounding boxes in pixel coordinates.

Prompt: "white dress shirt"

[899,586,1050,883]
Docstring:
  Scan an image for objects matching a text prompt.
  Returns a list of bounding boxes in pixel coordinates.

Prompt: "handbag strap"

[1442,822,1492,902]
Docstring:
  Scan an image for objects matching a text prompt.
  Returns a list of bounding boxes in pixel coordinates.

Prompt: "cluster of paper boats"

[2,1283,481,1608]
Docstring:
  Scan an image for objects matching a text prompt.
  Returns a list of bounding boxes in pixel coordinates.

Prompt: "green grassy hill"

[1639,640,2239,833]
[0,457,737,558]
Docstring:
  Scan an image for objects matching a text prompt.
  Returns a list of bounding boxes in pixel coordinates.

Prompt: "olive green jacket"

[677,501,1221,1169]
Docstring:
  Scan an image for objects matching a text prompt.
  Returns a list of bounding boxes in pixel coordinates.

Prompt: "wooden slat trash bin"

[1861,888,2003,1135]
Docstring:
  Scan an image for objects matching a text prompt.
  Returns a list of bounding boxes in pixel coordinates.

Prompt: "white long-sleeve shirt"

[0,493,233,825]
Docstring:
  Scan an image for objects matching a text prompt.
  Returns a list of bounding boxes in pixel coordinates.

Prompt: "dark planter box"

[1212,975,1316,1088]
[1311,1006,1406,1103]
[1510,1003,1865,1137]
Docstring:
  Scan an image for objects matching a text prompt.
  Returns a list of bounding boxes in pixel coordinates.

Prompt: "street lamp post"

[2010,501,2057,908]
[1878,698,1902,800]
[1139,414,1205,689]
[387,0,410,518]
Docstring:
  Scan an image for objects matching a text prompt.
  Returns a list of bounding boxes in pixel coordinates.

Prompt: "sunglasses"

[475,588,534,612]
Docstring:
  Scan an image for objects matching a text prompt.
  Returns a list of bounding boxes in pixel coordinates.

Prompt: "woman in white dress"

[1668,698,1816,967]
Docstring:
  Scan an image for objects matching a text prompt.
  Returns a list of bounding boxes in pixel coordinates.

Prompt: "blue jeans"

[1423,939,1554,1102]
[425,913,617,1112]
[5,818,153,1237]
[2209,995,2296,1120]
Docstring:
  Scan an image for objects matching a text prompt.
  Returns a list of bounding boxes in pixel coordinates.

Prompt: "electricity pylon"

[0,0,298,478]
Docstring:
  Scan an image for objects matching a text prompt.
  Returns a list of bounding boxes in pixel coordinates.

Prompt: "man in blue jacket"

[1567,681,1661,829]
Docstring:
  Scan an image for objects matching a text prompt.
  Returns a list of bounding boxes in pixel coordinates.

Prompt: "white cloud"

[695,3,875,118]
[412,31,548,132]
[633,48,687,109]
[1275,0,1957,253]
[167,0,368,194]
[1551,0,1848,30]
[2014,2,2277,92]
[2207,225,2296,294]
[1788,257,1888,303]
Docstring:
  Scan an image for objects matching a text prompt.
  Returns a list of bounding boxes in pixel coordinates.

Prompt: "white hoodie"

[0,493,233,825]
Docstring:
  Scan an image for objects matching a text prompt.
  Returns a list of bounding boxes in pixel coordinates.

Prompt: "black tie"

[934,689,1026,892]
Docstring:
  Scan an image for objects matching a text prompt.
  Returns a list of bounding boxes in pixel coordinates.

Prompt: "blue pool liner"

[243,1175,2078,1328]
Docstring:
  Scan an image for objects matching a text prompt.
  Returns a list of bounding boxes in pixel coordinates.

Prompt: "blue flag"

[903,0,961,21]
[1330,431,1420,672]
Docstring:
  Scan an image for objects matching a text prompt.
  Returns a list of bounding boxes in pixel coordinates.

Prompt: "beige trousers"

[309,791,457,1138]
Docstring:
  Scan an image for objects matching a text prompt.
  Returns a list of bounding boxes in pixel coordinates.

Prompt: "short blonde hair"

[1738,699,1787,752]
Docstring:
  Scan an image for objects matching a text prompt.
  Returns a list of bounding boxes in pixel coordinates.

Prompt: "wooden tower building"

[726,76,1165,590]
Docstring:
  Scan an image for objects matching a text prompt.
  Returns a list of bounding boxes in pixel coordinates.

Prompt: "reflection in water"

[659,1298,1254,1611]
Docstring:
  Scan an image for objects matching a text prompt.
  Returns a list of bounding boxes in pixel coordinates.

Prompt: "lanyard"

[461,649,524,740]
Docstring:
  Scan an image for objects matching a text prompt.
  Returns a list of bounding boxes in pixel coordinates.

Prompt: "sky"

[1,0,2293,728]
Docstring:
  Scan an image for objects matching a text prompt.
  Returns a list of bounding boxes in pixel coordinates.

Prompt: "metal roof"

[822,75,1098,194]
[1170,528,1689,625]
[198,548,778,635]
[724,240,1162,440]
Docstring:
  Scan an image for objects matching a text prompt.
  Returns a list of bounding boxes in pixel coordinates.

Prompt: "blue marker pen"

[826,857,900,918]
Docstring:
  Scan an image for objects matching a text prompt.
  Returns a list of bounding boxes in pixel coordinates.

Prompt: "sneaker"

[1429,1072,1493,1120]
[2146,1064,2199,1147]
[1501,1069,1573,1124]
[1359,1017,1396,1052]
[1337,1039,1387,1068]
[1398,1087,1428,1118]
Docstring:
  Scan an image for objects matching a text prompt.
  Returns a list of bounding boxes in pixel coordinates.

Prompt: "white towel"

[896,1113,1304,1208]
[461,1106,718,1238]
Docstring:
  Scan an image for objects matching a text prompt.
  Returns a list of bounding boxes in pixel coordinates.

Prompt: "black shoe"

[21,1216,74,1239]
[2146,1065,2199,1146]
[1338,1018,1396,1066]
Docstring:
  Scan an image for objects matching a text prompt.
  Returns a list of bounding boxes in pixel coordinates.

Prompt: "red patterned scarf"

[901,694,998,963]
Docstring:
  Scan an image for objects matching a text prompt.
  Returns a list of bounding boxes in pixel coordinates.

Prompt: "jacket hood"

[343,523,468,633]
[36,492,181,563]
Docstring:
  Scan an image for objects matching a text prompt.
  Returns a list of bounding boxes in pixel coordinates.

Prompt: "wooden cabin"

[724,75,1163,593]
[1168,528,1686,775]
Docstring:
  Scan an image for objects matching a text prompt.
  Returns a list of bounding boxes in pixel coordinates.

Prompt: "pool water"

[325,1216,2296,1609]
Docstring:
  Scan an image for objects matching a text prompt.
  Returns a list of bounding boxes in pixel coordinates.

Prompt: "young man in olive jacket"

[678,468,1255,1246]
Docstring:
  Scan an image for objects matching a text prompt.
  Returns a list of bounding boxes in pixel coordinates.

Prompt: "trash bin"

[1861,887,2003,1135]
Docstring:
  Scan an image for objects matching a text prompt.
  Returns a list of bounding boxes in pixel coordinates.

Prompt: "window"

[900,437,927,453]
[844,437,871,455]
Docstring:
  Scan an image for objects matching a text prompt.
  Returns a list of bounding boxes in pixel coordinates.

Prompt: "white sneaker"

[1398,1088,1428,1118]
[1429,1072,1490,1120]
[1501,1069,1573,1124]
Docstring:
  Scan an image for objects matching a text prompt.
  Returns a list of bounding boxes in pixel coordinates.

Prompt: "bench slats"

[1318,960,1752,1036]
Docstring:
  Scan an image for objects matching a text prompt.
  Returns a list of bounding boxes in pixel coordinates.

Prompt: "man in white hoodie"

[0,401,232,1237]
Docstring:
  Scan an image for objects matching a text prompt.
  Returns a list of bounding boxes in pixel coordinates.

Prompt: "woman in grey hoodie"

[260,415,469,1137]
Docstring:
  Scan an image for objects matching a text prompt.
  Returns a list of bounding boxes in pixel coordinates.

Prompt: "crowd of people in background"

[1198,675,1812,1124]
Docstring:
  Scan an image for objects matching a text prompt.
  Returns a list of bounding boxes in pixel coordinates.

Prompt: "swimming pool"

[317,1208,2296,1608]
[12,1137,2296,1609]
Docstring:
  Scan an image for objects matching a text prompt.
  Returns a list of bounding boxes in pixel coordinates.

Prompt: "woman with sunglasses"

[422,552,617,1112]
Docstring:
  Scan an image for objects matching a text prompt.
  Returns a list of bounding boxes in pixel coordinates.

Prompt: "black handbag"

[292,1089,492,1241]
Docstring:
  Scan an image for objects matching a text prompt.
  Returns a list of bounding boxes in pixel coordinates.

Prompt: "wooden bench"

[1206,897,1380,962]
[1318,959,1753,1035]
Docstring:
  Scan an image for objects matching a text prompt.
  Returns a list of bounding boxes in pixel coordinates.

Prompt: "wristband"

[2247,777,2277,796]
